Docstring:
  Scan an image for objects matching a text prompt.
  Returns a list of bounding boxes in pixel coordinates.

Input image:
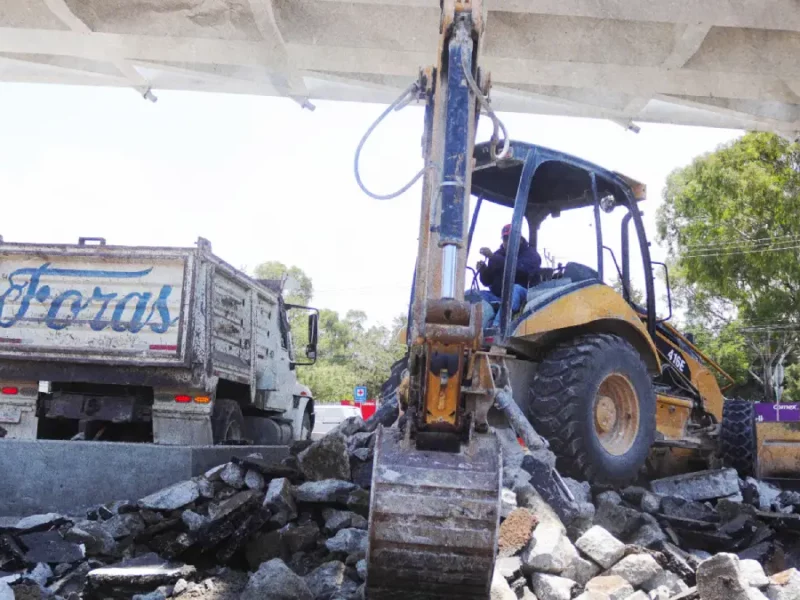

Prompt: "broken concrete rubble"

[139,481,200,511]
[321,509,367,535]
[240,558,313,600]
[264,477,297,527]
[220,463,246,489]
[19,531,85,565]
[491,567,517,600]
[530,572,577,600]
[607,553,663,587]
[303,560,357,600]
[294,480,357,504]
[696,553,752,600]
[0,421,794,600]
[576,526,627,569]
[650,469,740,502]
[585,574,635,600]
[766,568,800,600]
[522,521,577,574]
[561,555,601,586]
[297,433,351,482]
[741,559,771,588]
[86,553,197,598]
[324,528,367,557]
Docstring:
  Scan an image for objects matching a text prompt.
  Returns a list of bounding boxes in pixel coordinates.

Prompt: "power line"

[681,237,800,254]
[680,232,800,252]
[682,242,800,259]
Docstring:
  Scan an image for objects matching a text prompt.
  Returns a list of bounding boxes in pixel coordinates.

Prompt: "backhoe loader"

[358,1,785,598]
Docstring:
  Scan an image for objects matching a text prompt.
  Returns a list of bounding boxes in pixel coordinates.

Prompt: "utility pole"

[774,360,785,403]
[543,248,556,269]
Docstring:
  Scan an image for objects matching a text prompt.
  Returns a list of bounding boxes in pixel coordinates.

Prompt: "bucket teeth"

[365,427,502,600]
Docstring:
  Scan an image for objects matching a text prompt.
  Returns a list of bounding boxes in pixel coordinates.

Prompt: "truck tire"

[212,399,245,444]
[720,399,757,477]
[527,333,656,485]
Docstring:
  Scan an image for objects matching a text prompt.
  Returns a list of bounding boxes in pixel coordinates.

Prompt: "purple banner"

[755,403,800,423]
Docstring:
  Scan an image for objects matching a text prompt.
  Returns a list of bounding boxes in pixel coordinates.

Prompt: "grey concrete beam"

[663,22,712,69]
[624,22,711,118]
[42,0,154,99]
[287,44,800,105]
[0,440,288,517]
[313,0,800,33]
[247,0,314,108]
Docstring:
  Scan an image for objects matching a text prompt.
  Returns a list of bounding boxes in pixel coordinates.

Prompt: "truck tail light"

[174,395,191,403]
[1,387,18,395]
[194,396,210,404]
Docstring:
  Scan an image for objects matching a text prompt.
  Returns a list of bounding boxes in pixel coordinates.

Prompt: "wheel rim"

[593,373,640,456]
[223,420,243,442]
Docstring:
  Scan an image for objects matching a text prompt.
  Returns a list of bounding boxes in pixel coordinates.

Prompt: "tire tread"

[527,333,654,484]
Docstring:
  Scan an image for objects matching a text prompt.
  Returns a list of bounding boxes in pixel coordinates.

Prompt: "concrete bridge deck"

[0,0,798,136]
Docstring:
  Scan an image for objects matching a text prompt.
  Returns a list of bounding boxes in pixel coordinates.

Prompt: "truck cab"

[0,236,318,446]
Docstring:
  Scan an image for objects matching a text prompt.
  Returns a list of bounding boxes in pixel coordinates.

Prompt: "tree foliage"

[250,262,407,403]
[300,310,407,402]
[656,132,800,399]
[254,261,314,305]
[611,275,643,305]
[657,132,800,326]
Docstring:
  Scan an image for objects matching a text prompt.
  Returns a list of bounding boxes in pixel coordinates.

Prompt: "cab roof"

[471,140,646,214]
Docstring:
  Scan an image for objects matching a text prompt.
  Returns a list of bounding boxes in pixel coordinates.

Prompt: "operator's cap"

[501,224,512,238]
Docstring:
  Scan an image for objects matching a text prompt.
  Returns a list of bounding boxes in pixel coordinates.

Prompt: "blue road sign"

[354,385,367,403]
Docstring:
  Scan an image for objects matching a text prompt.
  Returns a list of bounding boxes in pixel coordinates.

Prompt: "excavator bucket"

[754,403,800,479]
[365,427,502,600]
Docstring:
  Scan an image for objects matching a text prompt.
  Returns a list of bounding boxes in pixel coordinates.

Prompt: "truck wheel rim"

[594,373,640,456]
[224,421,243,442]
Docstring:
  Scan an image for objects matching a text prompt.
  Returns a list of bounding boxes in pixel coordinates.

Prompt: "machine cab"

[466,140,660,355]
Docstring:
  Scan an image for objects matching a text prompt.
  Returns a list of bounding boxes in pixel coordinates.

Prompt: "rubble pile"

[495,449,800,600]
[0,398,798,600]
[0,400,398,600]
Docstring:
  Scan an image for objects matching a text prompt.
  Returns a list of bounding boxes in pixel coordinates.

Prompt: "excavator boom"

[364,2,501,598]
[364,2,577,598]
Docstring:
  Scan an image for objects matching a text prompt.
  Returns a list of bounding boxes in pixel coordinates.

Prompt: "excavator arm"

[408,0,486,450]
[364,3,577,599]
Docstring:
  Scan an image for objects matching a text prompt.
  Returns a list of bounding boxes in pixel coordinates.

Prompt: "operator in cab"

[470,224,542,330]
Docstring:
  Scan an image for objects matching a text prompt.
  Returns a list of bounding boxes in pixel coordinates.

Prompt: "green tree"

[684,321,751,388]
[656,132,800,399]
[254,261,314,305]
[611,275,643,305]
[248,261,407,402]
[299,309,407,402]
[784,363,800,401]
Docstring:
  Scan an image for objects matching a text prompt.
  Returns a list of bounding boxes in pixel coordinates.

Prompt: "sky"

[0,82,743,327]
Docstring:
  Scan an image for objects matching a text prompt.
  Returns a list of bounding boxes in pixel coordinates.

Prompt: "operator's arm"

[479,248,505,287]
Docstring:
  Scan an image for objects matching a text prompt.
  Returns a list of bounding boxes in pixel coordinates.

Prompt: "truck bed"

[0,241,193,366]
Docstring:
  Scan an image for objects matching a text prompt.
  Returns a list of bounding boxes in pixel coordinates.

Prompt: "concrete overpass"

[2,0,799,135]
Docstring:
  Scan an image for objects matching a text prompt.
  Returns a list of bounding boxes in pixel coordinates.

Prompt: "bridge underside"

[2,0,799,136]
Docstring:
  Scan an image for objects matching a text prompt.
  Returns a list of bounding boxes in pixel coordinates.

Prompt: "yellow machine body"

[511,283,660,374]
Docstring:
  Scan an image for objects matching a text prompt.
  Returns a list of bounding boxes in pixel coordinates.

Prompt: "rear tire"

[720,399,757,477]
[301,411,312,441]
[527,333,656,485]
[212,399,245,444]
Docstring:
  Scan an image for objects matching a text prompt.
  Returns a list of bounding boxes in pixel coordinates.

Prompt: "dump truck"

[0,236,319,447]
